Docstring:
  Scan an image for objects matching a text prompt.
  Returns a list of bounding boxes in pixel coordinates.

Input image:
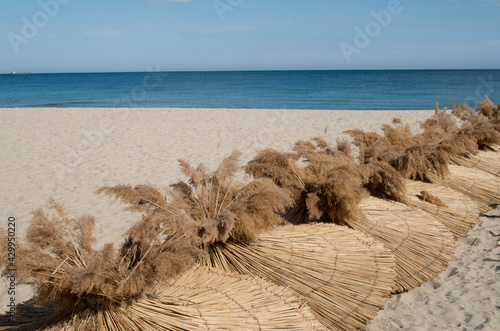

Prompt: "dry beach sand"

[1,107,499,330]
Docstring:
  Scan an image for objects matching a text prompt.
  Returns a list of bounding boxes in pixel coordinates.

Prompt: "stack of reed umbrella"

[2,97,500,330]
[419,101,500,212]
[0,152,398,331]
[346,98,500,216]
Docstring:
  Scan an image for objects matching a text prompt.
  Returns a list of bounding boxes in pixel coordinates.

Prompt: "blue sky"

[1,0,499,73]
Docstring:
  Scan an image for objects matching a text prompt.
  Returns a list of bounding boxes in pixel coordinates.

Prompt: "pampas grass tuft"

[247,138,407,225]
[0,198,196,330]
[100,151,292,246]
[2,152,293,329]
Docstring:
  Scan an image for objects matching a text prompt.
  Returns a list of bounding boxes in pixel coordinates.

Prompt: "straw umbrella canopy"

[404,180,479,239]
[450,149,500,177]
[427,164,500,214]
[207,223,396,330]
[347,196,455,293]
[1,267,325,331]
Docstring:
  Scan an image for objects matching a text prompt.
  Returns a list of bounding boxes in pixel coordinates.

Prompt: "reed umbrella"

[450,149,500,177]
[207,223,396,330]
[404,180,479,239]
[0,267,324,331]
[427,164,500,214]
[347,196,455,293]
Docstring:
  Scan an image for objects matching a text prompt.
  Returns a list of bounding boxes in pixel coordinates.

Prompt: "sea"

[1,70,499,110]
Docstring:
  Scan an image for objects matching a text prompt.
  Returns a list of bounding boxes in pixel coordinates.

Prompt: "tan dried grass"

[247,138,407,226]
[452,102,500,149]
[477,96,500,120]
[207,223,396,330]
[244,148,305,200]
[0,199,159,307]
[99,151,292,246]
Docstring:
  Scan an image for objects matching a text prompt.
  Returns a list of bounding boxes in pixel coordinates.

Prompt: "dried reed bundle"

[452,102,500,149]
[419,190,447,207]
[477,96,500,120]
[349,197,455,292]
[292,139,369,223]
[404,180,479,239]
[419,105,459,140]
[247,139,407,226]
[427,164,500,214]
[2,199,220,330]
[381,119,421,149]
[390,143,451,181]
[350,105,494,182]
[99,151,292,245]
[244,148,305,200]
[246,143,362,224]
[207,223,396,330]
[0,199,161,306]
[1,267,325,330]
[347,120,451,181]
[476,96,500,136]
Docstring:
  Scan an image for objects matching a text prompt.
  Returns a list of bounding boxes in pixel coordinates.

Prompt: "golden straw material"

[207,223,396,330]
[450,150,500,177]
[427,164,500,214]
[1,267,324,331]
[404,180,479,239]
[348,197,455,293]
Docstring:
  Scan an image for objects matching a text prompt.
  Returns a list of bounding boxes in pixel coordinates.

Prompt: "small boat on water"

[10,71,30,74]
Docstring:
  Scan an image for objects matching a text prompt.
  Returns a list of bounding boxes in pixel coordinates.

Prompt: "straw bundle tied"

[404,180,479,239]
[350,197,455,293]
[1,267,325,330]
[427,164,500,214]
[207,223,396,330]
[450,149,500,177]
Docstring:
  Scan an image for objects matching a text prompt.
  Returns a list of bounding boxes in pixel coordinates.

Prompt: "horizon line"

[3,68,500,75]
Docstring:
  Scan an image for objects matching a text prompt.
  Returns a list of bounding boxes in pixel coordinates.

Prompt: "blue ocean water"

[1,70,499,110]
